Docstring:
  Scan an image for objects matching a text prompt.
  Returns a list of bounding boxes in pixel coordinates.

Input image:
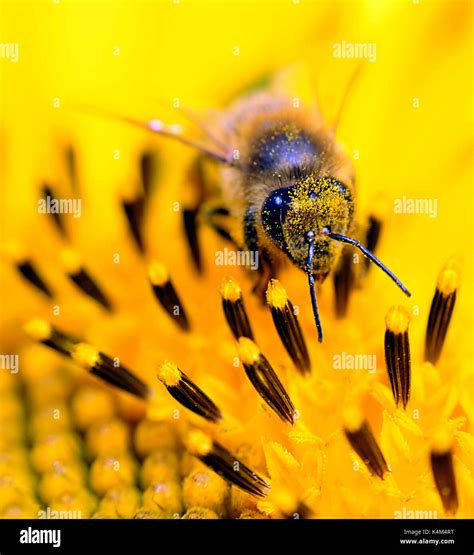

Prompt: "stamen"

[41,184,67,237]
[363,215,382,273]
[333,247,355,318]
[430,431,458,514]
[64,145,79,192]
[148,262,190,331]
[24,318,78,356]
[72,343,151,399]
[16,259,53,298]
[183,208,202,273]
[24,319,150,399]
[384,306,411,409]
[122,195,145,253]
[157,362,222,422]
[220,277,254,340]
[181,159,207,274]
[237,338,296,424]
[139,150,158,198]
[186,430,270,498]
[343,408,388,479]
[424,261,459,365]
[266,279,310,374]
[61,248,113,312]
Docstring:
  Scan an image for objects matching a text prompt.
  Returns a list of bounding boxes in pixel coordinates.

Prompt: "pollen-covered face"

[261,176,354,275]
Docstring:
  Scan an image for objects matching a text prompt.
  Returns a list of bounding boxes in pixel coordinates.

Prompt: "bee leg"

[243,208,278,302]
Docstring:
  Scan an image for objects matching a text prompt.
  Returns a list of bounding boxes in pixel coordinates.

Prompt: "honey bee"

[99,67,411,341]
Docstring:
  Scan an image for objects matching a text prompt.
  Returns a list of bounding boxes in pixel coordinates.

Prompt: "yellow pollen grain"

[219,277,241,302]
[60,248,82,274]
[342,406,364,433]
[157,361,181,387]
[186,430,212,457]
[71,343,101,368]
[437,261,460,295]
[266,279,288,309]
[148,262,169,286]
[24,318,52,340]
[237,337,261,365]
[385,306,410,334]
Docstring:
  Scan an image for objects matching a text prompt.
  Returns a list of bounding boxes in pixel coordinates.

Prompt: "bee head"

[261,175,410,344]
[261,176,354,274]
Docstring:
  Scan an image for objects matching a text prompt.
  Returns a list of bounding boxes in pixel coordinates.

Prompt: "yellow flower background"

[0,0,472,519]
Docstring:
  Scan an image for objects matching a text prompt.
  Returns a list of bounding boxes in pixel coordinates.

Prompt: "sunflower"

[0,0,472,520]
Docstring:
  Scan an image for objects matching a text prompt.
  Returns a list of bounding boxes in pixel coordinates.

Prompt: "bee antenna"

[323,229,411,297]
[305,231,324,343]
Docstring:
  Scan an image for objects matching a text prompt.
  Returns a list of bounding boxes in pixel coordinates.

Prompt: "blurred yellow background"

[0,0,472,521]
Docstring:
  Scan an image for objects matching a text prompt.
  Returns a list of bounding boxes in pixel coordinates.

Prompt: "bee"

[96,68,411,342]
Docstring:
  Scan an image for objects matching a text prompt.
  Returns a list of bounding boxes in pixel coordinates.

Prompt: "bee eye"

[261,186,293,249]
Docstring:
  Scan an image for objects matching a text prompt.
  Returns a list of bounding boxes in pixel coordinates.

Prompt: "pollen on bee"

[157,361,222,422]
[266,279,311,374]
[425,260,459,365]
[430,429,458,514]
[237,337,296,425]
[148,261,190,331]
[185,430,270,498]
[384,306,411,409]
[220,277,254,340]
[343,407,389,479]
